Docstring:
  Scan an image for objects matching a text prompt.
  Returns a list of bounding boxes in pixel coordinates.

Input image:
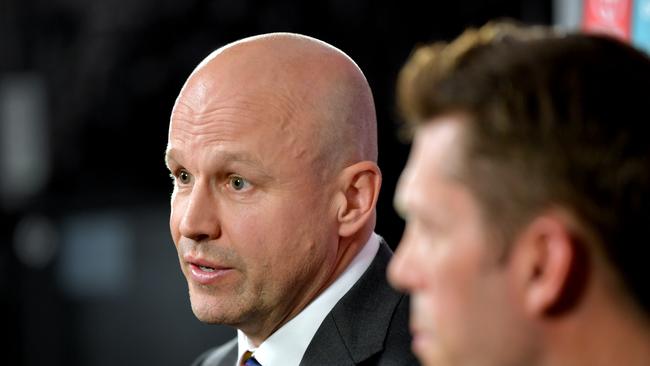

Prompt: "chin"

[191,300,229,324]
[414,343,454,366]
[415,348,438,366]
[190,289,250,327]
[188,290,223,323]
[418,353,444,366]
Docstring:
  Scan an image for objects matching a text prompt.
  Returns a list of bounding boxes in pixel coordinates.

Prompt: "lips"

[184,255,233,285]
[410,326,430,356]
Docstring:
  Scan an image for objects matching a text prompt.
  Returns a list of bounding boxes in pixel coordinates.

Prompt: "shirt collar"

[236,233,381,366]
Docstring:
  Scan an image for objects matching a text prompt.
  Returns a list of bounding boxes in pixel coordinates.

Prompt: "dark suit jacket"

[191,241,417,366]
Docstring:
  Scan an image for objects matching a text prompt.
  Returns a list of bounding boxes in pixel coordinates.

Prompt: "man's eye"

[228,175,250,191]
[178,170,191,184]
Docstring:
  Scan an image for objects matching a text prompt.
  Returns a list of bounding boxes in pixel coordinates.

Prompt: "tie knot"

[242,350,262,366]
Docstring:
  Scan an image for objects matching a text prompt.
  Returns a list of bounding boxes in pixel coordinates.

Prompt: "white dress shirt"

[236,233,381,366]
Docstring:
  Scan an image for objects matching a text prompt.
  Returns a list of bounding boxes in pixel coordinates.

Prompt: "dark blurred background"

[0,1,559,365]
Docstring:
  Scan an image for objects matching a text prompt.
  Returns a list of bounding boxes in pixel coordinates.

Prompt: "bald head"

[173,33,378,173]
[167,34,383,339]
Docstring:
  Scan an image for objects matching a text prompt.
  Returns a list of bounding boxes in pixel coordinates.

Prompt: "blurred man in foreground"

[389,22,650,366]
[165,33,415,365]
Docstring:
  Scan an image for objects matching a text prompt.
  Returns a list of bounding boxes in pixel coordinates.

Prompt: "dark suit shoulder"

[302,240,418,365]
[191,338,238,366]
[370,294,417,365]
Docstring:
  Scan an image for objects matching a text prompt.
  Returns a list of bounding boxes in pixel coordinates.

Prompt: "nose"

[388,227,421,292]
[177,182,221,242]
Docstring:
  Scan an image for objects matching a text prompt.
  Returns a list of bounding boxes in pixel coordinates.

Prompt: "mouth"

[184,256,234,285]
[410,324,433,356]
[195,264,217,272]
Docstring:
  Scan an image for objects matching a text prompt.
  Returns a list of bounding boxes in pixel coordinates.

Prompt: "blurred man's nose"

[388,228,421,292]
[178,183,221,242]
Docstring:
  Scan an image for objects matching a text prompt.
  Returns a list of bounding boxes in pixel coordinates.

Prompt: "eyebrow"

[164,149,177,170]
[164,148,269,175]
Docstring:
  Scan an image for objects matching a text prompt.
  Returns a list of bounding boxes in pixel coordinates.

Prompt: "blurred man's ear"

[336,161,382,237]
[509,210,587,317]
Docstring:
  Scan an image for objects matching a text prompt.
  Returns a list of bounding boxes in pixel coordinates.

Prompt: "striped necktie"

[242,351,262,366]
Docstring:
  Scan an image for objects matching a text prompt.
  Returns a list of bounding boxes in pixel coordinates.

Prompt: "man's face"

[166,71,341,338]
[388,116,532,366]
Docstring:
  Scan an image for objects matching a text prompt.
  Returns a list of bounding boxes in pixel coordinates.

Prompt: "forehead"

[175,55,306,121]
[408,116,464,182]
[396,116,467,214]
[170,91,296,139]
[172,44,315,128]
[167,73,323,174]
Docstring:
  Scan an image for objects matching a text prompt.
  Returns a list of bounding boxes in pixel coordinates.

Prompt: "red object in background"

[583,0,632,41]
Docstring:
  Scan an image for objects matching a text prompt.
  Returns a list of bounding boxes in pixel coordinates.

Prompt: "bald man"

[165,33,415,366]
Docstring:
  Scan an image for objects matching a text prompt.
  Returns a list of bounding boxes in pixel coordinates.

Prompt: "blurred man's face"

[165,69,341,340]
[388,116,531,366]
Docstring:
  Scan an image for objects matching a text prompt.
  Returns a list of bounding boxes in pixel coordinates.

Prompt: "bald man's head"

[166,34,382,339]
[173,33,377,175]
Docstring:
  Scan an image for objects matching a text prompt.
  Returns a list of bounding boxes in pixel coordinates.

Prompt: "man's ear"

[509,211,586,317]
[336,161,382,237]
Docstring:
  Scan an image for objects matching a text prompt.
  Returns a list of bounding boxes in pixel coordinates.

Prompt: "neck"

[242,231,372,346]
[321,231,371,294]
[541,276,650,366]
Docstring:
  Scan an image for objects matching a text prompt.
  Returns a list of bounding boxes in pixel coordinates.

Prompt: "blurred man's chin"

[418,352,442,366]
[414,343,447,366]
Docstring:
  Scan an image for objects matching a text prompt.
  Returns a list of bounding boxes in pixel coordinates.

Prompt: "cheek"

[223,204,267,257]
[422,240,485,327]
[239,200,333,277]
[222,185,335,269]
[224,200,307,262]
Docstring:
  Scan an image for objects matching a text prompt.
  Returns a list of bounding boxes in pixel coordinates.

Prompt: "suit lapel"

[201,338,238,366]
[219,345,238,366]
[300,241,402,365]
